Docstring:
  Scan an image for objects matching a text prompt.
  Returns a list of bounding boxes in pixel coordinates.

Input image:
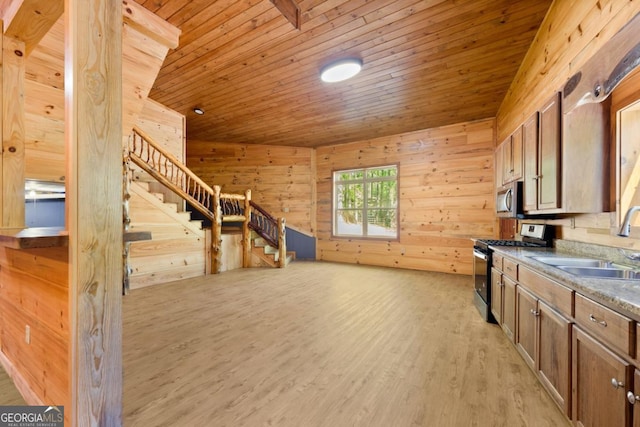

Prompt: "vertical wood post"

[242,189,251,268]
[278,217,286,268]
[1,33,26,228]
[212,185,222,274]
[65,0,123,424]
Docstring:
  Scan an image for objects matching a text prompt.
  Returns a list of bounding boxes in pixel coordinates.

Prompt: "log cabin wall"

[0,246,69,421]
[187,141,317,235]
[315,119,496,275]
[497,0,640,248]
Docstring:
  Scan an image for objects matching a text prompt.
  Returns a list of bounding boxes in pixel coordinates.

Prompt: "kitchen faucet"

[618,206,640,237]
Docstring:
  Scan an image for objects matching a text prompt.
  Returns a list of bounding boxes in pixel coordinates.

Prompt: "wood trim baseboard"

[0,350,44,405]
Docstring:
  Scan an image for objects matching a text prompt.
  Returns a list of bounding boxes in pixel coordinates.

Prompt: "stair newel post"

[122,155,132,294]
[212,185,223,274]
[278,217,286,268]
[243,189,252,268]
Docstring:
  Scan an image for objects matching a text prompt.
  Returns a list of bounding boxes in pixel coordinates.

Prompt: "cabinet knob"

[589,314,608,327]
[611,378,624,389]
[628,391,640,404]
[530,309,540,317]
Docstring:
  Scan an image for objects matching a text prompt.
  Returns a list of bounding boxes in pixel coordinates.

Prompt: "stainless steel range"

[472,223,554,322]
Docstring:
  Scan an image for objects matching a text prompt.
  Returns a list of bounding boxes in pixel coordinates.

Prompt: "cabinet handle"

[530,309,540,317]
[628,391,640,404]
[612,378,624,389]
[589,314,608,327]
[532,175,542,180]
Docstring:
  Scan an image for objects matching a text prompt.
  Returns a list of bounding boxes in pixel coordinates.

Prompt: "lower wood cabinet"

[572,326,632,427]
[490,267,502,324]
[515,285,572,417]
[516,286,537,369]
[502,276,516,342]
[632,370,640,427]
[538,300,572,417]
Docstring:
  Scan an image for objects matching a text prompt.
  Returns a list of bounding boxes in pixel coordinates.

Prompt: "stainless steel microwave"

[496,181,523,218]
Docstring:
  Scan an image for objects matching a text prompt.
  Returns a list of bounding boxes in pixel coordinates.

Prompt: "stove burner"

[476,239,546,248]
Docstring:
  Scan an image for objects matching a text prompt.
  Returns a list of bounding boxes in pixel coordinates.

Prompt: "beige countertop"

[0,227,151,250]
[491,245,640,321]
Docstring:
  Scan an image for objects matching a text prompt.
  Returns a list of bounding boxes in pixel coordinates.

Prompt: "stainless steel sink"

[530,256,611,268]
[556,266,640,280]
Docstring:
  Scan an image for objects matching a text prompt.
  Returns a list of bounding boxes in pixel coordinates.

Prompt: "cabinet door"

[523,112,539,211]
[632,370,640,427]
[490,268,503,324]
[538,300,572,417]
[502,276,516,342]
[511,125,523,181]
[495,142,505,189]
[538,92,561,210]
[516,286,538,370]
[572,326,632,427]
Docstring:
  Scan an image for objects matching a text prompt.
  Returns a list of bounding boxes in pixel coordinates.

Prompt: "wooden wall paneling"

[65,0,123,424]
[2,35,25,228]
[2,0,64,57]
[316,118,496,275]
[0,246,69,413]
[187,141,316,235]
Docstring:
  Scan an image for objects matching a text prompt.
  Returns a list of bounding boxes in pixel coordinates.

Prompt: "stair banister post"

[212,185,222,274]
[278,217,286,268]
[243,189,252,268]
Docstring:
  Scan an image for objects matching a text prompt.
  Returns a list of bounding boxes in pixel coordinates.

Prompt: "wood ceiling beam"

[270,0,300,30]
[1,0,63,57]
[122,0,181,50]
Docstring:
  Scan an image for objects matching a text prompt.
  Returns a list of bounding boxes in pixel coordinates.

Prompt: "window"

[333,165,398,238]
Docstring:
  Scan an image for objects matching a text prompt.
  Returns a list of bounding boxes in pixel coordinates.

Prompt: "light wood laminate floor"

[123,261,569,427]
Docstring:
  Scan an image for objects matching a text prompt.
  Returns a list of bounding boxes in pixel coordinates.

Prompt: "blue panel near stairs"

[186,201,315,259]
[285,228,315,260]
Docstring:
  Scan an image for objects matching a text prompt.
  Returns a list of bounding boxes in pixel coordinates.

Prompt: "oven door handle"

[473,249,488,261]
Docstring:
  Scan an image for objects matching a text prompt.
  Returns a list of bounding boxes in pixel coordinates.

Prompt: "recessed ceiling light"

[193,107,205,115]
[320,58,363,83]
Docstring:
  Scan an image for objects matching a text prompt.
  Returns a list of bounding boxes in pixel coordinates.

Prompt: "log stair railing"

[126,126,287,272]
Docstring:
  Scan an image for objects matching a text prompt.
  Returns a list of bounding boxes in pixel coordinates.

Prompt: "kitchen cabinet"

[516,266,573,417]
[522,111,539,212]
[490,267,503,324]
[631,370,640,427]
[502,275,516,342]
[536,92,562,211]
[572,326,632,427]
[538,300,572,417]
[501,126,523,185]
[516,285,538,369]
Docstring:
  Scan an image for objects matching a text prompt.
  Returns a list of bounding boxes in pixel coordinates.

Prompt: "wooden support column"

[278,217,286,268]
[212,185,222,274]
[65,0,123,425]
[1,33,26,228]
[242,189,251,268]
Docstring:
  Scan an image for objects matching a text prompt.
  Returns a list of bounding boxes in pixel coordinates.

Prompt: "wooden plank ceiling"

[140,0,553,147]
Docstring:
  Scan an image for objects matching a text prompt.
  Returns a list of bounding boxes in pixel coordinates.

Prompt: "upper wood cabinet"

[496,126,522,185]
[500,125,524,186]
[520,91,610,215]
[537,92,562,211]
[523,111,540,212]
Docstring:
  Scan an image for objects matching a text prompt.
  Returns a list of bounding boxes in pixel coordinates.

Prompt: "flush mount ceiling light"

[320,58,363,83]
[193,107,205,115]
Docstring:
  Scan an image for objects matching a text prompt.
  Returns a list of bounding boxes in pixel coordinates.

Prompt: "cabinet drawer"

[518,265,573,316]
[574,293,635,357]
[492,253,503,271]
[503,258,518,280]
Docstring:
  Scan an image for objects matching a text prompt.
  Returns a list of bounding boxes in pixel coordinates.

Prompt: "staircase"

[124,126,291,274]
